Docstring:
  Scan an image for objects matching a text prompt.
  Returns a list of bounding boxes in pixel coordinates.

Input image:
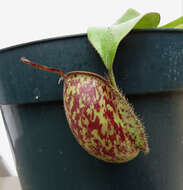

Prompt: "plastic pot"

[0,29,183,190]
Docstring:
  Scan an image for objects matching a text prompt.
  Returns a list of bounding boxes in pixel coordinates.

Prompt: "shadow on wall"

[0,156,10,177]
[0,112,17,176]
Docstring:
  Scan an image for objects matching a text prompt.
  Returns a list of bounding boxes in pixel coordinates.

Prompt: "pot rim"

[0,28,183,105]
[0,28,183,53]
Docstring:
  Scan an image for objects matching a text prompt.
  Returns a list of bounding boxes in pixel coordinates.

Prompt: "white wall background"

[0,0,182,176]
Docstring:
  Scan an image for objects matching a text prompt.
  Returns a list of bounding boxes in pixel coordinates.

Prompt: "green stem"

[108,69,118,89]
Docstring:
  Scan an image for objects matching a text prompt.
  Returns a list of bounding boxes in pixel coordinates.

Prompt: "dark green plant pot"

[0,29,183,190]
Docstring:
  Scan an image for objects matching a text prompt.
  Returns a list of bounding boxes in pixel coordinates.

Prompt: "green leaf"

[114,8,140,24]
[159,16,183,28]
[88,9,160,71]
[175,24,183,29]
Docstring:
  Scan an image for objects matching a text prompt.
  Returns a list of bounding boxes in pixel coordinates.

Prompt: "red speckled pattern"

[63,72,148,163]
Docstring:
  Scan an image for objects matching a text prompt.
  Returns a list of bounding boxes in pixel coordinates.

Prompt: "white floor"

[0,177,21,190]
